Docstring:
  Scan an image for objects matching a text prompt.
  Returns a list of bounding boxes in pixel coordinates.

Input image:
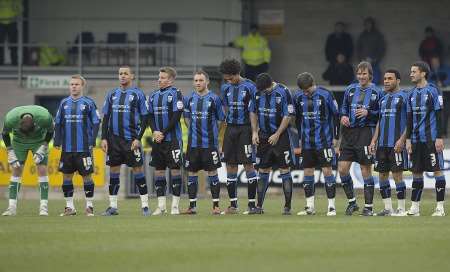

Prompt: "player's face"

[357,68,371,87]
[69,78,84,97]
[158,72,173,89]
[410,66,424,84]
[194,74,208,93]
[383,73,399,92]
[118,68,133,87]
[223,74,240,84]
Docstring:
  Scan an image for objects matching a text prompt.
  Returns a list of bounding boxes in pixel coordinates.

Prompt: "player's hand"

[131,139,141,151]
[405,139,412,154]
[268,132,280,146]
[355,108,368,118]
[394,138,405,153]
[153,131,164,143]
[101,139,108,153]
[293,147,302,156]
[369,141,377,155]
[435,138,444,153]
[7,148,21,168]
[54,145,61,150]
[33,144,48,164]
[340,116,350,127]
[252,132,259,145]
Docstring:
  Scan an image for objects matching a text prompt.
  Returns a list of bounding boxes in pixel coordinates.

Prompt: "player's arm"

[53,102,64,148]
[340,88,350,127]
[2,125,20,168]
[369,121,380,155]
[100,92,112,152]
[268,116,291,146]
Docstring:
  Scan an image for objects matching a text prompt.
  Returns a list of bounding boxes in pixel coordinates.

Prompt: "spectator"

[0,0,22,65]
[325,21,353,64]
[419,27,443,66]
[429,55,450,88]
[229,24,271,81]
[356,17,386,85]
[322,53,354,85]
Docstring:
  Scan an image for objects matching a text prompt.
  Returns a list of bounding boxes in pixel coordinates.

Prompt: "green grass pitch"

[0,190,449,272]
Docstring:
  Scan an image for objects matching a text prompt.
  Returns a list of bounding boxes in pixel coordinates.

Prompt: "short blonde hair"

[71,74,86,86]
[160,66,177,80]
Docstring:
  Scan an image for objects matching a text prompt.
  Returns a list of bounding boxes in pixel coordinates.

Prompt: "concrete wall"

[253,0,450,86]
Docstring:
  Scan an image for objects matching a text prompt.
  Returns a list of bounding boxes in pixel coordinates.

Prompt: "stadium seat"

[67,32,95,65]
[159,22,178,65]
[139,32,158,66]
[105,32,128,65]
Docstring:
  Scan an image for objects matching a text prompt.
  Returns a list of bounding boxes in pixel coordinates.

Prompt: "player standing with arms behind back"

[54,75,100,216]
[406,61,446,216]
[219,59,259,214]
[339,61,382,216]
[101,67,150,216]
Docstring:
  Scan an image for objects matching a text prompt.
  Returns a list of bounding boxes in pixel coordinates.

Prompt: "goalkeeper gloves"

[7,148,20,168]
[33,144,48,164]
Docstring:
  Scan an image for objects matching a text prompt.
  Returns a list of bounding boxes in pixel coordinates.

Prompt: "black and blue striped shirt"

[341,83,382,128]
[220,79,256,125]
[378,90,408,147]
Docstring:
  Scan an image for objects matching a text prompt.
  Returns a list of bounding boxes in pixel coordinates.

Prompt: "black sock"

[171,175,182,197]
[363,177,374,209]
[257,172,270,207]
[411,177,424,202]
[435,176,446,202]
[379,179,391,199]
[134,172,148,195]
[154,176,166,197]
[281,172,293,209]
[303,175,315,198]
[247,171,257,208]
[62,179,74,198]
[109,173,120,196]
[396,181,406,200]
[324,175,336,199]
[188,176,198,208]
[83,179,95,198]
[226,173,238,207]
[341,174,355,201]
[209,175,220,208]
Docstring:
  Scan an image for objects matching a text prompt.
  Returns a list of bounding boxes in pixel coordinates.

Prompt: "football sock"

[226,173,238,207]
[411,177,424,202]
[154,176,166,197]
[281,172,293,209]
[435,175,446,202]
[187,176,198,208]
[209,175,220,208]
[363,177,374,210]
[84,179,95,208]
[341,174,355,202]
[246,171,258,208]
[171,175,182,197]
[257,172,270,207]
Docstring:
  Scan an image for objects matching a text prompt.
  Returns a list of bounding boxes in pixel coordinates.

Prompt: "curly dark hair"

[219,58,241,75]
[255,73,273,91]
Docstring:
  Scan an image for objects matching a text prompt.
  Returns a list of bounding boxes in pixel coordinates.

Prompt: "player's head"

[69,74,86,98]
[158,66,177,89]
[383,69,401,92]
[297,72,315,94]
[220,58,241,84]
[356,61,373,87]
[193,70,209,93]
[410,61,430,84]
[255,73,273,92]
[118,66,134,87]
[19,114,35,135]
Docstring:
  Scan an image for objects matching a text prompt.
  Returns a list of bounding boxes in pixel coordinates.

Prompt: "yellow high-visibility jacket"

[233,33,271,66]
[0,0,22,24]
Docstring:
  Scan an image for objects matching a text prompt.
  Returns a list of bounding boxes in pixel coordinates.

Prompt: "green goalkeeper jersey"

[3,105,54,146]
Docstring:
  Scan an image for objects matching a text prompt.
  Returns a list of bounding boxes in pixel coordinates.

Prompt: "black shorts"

[59,152,94,176]
[340,126,373,147]
[149,140,182,170]
[106,134,144,167]
[256,132,291,169]
[339,145,374,165]
[184,147,222,172]
[301,148,336,169]
[410,142,444,173]
[222,125,254,164]
[374,147,408,173]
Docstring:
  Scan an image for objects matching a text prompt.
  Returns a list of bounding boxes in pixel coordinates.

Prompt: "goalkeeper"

[2,105,53,216]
